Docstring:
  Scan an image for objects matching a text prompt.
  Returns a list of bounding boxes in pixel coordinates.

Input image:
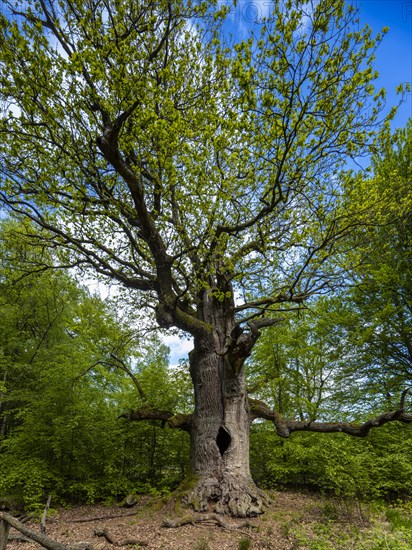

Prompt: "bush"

[0,456,55,512]
[250,422,412,500]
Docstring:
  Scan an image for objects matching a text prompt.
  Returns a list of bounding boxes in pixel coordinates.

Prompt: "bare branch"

[235,293,308,314]
[109,354,147,401]
[249,395,412,438]
[119,407,191,432]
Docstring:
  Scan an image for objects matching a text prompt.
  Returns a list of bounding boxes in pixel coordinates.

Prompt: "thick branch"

[70,512,137,523]
[224,317,284,375]
[249,398,412,438]
[247,317,285,332]
[119,407,191,432]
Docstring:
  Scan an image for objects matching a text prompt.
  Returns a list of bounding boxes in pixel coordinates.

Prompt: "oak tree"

[1,0,410,515]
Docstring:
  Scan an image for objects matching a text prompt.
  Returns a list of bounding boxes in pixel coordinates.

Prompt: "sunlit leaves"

[0,0,393,328]
[338,122,412,399]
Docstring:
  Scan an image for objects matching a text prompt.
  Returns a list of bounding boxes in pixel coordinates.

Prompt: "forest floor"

[5,490,412,550]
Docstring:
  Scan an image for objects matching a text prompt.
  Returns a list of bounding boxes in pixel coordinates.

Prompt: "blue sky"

[356,0,412,128]
[218,0,411,129]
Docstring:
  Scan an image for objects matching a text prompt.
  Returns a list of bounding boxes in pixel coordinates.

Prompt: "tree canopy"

[0,0,393,330]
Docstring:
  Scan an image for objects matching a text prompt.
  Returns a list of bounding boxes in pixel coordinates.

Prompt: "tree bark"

[185,346,266,517]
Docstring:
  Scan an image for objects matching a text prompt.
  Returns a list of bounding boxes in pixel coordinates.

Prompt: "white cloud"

[163,333,193,367]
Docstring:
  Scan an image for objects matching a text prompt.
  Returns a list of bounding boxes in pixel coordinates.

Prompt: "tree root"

[161,513,258,543]
[161,513,258,531]
[93,528,148,547]
[183,474,269,517]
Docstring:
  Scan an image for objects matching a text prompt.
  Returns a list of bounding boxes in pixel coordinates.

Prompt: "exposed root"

[161,513,258,530]
[183,474,269,518]
[93,528,148,547]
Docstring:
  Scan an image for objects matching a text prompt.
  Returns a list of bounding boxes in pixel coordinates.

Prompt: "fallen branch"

[8,533,33,543]
[19,514,37,524]
[0,513,93,550]
[94,529,114,544]
[8,533,36,544]
[118,538,148,547]
[41,494,52,534]
[71,511,137,523]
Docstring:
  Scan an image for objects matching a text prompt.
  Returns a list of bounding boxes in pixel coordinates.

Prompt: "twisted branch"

[249,392,412,438]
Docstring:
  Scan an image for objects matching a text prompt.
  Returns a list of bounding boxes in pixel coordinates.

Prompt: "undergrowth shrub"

[250,422,412,500]
[0,456,55,512]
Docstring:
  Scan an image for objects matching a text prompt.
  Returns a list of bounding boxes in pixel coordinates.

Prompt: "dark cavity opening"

[216,426,231,456]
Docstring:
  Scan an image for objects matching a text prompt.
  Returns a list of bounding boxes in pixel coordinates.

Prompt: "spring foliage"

[0,0,410,511]
[0,220,191,510]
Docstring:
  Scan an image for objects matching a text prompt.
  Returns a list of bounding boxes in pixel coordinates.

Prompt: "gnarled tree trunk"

[186,347,265,517]
[182,289,267,517]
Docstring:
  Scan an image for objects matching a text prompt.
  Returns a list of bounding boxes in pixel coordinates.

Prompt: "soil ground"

[4,490,408,550]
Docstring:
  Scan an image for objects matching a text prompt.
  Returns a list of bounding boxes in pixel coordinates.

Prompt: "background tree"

[0,220,190,510]
[248,299,342,423]
[249,295,412,502]
[337,121,412,405]
[0,0,410,516]
[249,122,412,498]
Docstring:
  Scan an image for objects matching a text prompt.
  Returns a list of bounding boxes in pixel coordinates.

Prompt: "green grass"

[287,501,412,550]
[238,538,252,550]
